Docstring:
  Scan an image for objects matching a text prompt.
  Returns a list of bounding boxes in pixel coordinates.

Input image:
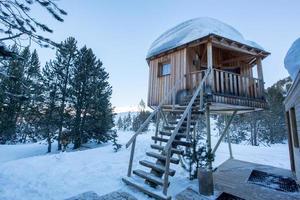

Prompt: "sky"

[29,0,300,110]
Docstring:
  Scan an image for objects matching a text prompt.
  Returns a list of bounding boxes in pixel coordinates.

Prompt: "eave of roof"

[146,34,270,61]
[284,70,300,104]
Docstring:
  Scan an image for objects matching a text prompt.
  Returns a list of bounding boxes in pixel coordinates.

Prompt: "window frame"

[158,61,171,77]
[290,107,299,148]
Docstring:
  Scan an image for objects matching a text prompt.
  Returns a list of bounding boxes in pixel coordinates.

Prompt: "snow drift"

[147,17,264,59]
[284,38,300,80]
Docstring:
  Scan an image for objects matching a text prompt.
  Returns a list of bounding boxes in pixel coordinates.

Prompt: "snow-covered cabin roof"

[147,17,266,59]
[284,38,300,80]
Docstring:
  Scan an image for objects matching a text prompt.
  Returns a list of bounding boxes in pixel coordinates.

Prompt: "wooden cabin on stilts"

[122,18,270,200]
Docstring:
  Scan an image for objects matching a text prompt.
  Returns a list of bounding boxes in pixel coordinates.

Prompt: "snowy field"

[0,128,290,200]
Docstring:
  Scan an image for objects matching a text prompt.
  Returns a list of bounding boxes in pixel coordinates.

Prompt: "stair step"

[159,131,186,138]
[152,136,192,147]
[133,169,166,186]
[122,177,171,200]
[163,109,201,115]
[146,151,180,164]
[168,120,197,125]
[150,144,184,155]
[139,160,176,176]
[162,105,200,110]
[163,126,194,132]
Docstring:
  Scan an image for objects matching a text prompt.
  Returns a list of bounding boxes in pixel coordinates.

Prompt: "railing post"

[186,108,192,137]
[127,138,136,177]
[163,148,171,195]
[155,110,160,144]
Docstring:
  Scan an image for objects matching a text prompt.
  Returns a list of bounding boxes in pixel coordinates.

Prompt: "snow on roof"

[284,38,300,80]
[147,17,265,59]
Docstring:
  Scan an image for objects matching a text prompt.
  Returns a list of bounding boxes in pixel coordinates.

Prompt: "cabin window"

[158,62,171,76]
[290,107,299,148]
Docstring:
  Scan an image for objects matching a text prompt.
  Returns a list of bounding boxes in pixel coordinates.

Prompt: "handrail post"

[186,108,192,138]
[127,137,136,177]
[155,110,160,144]
[199,83,204,110]
[163,148,171,195]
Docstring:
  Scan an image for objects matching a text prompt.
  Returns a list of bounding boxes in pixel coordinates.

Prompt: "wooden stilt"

[225,115,233,159]
[206,105,212,171]
[212,110,237,154]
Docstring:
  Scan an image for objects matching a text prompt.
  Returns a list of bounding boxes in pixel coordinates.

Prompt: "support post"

[225,115,233,159]
[163,148,171,195]
[256,57,264,98]
[205,105,212,171]
[127,138,136,177]
[212,110,237,154]
[207,41,214,94]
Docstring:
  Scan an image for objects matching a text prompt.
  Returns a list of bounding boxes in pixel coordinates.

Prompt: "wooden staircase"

[122,68,211,200]
[122,104,202,200]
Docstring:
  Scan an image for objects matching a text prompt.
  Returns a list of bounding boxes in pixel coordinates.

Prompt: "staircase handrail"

[163,68,211,153]
[126,75,186,149]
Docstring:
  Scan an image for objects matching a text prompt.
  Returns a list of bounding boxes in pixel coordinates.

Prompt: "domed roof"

[147,17,264,59]
[284,38,300,80]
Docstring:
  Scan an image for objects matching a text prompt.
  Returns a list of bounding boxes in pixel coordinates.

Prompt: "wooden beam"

[221,55,254,64]
[256,57,264,81]
[211,37,258,56]
[212,110,237,154]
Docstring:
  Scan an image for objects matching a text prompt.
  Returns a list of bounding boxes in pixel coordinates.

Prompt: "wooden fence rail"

[187,68,264,100]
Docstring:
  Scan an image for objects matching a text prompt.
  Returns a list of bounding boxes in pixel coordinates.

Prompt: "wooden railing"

[162,68,211,195]
[126,75,186,178]
[187,68,264,100]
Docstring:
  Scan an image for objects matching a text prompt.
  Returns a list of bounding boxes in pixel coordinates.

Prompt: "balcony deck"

[186,68,267,113]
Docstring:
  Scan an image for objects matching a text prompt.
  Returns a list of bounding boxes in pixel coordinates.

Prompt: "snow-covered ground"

[0,128,290,200]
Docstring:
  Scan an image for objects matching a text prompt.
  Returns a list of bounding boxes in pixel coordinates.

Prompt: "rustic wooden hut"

[285,71,300,183]
[284,38,300,183]
[123,18,270,199]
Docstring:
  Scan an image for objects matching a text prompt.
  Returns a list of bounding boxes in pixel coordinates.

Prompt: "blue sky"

[32,0,300,109]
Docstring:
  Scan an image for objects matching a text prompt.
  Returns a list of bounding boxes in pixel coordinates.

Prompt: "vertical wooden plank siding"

[148,49,187,107]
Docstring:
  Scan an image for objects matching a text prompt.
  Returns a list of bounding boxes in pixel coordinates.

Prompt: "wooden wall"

[148,48,187,106]
[285,74,300,182]
[147,44,257,107]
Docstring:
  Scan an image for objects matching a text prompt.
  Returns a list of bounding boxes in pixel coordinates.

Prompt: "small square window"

[159,62,171,76]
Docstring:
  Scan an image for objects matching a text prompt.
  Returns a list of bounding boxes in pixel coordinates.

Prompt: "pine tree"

[117,117,123,130]
[123,112,132,131]
[71,46,114,148]
[52,37,77,150]
[111,130,122,152]
[0,46,29,143]
[40,61,59,152]
[20,49,43,142]
[132,99,151,132]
